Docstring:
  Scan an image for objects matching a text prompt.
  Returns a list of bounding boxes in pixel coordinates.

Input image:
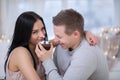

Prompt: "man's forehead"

[54,25,66,35]
[54,25,65,30]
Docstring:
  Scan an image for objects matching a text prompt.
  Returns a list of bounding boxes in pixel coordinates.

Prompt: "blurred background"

[0,0,120,80]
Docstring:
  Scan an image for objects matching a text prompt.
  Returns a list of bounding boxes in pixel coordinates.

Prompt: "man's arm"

[42,48,97,80]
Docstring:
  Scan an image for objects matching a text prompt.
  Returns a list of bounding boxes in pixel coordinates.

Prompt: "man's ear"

[73,30,80,38]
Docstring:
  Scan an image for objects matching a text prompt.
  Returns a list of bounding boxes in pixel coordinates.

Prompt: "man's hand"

[85,30,99,46]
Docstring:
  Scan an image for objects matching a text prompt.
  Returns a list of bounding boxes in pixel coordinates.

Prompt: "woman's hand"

[85,30,98,46]
[35,43,53,62]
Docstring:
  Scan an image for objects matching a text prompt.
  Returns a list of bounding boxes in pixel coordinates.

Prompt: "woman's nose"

[38,31,45,38]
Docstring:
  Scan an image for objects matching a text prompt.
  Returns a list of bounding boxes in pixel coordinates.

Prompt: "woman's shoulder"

[12,46,29,53]
[11,46,30,56]
[8,46,32,72]
[10,46,31,58]
[10,46,31,64]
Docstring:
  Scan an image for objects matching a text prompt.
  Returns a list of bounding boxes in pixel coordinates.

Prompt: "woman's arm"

[11,47,41,80]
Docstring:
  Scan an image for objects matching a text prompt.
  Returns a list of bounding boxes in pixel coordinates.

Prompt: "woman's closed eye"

[32,30,38,34]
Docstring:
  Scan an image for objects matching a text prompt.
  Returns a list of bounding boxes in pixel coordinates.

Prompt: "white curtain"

[0,0,116,40]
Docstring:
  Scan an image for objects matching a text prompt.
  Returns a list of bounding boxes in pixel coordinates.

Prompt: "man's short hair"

[53,9,84,36]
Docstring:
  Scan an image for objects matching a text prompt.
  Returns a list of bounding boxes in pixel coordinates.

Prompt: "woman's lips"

[38,38,44,43]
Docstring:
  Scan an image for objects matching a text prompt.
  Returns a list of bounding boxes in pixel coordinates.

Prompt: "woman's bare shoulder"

[10,46,32,66]
[8,46,32,71]
[12,46,29,53]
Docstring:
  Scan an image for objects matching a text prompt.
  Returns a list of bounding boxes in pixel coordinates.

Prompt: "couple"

[5,9,109,80]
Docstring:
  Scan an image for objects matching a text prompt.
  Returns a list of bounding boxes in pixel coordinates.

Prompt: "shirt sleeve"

[42,47,98,80]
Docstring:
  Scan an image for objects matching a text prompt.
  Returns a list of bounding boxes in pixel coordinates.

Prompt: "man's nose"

[54,37,60,44]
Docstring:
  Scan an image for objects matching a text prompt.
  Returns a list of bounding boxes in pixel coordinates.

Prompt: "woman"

[4,11,97,80]
[5,11,47,80]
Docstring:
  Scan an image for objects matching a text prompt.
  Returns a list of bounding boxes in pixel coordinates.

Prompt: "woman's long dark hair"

[4,11,48,74]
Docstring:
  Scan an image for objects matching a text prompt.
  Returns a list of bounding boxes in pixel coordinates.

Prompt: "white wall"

[0,0,8,37]
[114,0,120,25]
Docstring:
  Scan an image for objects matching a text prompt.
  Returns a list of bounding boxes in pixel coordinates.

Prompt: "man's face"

[54,25,75,49]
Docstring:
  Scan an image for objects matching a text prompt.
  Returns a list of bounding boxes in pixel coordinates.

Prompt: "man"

[35,9,109,80]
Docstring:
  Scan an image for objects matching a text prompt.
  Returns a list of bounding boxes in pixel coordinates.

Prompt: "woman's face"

[29,19,46,47]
